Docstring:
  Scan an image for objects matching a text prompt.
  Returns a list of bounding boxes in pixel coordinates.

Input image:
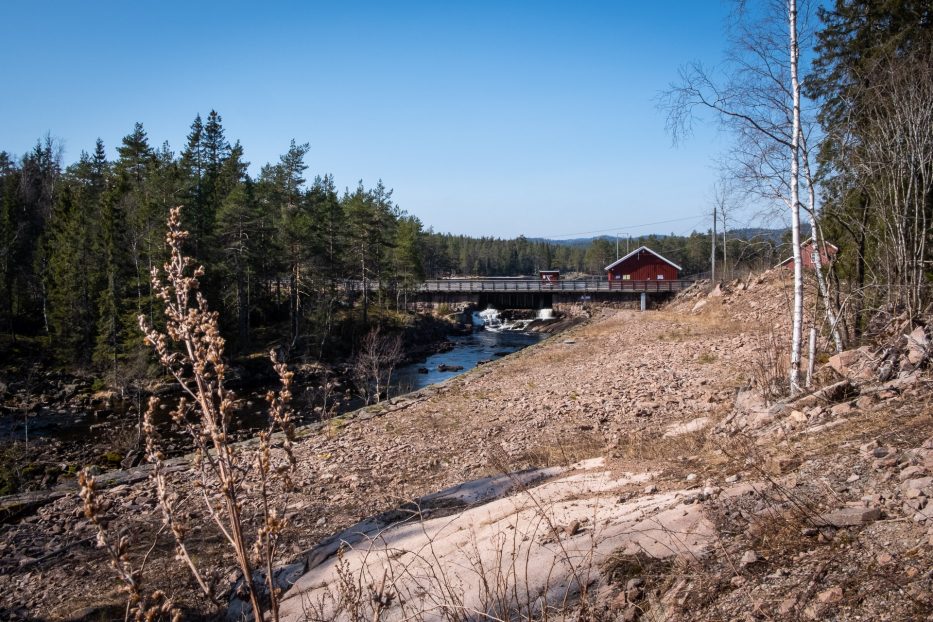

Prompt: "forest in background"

[0,118,775,385]
[1,0,931,388]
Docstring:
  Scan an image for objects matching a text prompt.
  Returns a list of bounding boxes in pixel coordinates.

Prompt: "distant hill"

[530,225,808,247]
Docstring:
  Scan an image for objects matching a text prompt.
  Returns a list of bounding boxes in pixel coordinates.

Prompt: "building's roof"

[776,237,840,266]
[604,246,683,272]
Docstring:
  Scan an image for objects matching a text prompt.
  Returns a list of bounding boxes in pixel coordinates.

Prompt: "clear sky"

[0,1,739,239]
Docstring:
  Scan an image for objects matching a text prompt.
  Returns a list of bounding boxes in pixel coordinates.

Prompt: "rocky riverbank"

[0,312,473,497]
[1,271,931,621]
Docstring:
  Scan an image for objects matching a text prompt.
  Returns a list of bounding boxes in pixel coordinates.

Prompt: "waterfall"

[476,307,505,331]
[475,307,548,332]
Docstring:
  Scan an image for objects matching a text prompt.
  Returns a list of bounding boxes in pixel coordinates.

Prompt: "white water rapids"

[475,307,553,332]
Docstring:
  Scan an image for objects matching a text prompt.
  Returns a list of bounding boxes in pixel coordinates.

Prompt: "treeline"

[0,110,791,384]
[0,114,425,382]
[421,231,783,278]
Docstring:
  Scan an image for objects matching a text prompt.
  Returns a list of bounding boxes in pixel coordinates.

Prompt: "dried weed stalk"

[751,330,789,403]
[78,470,181,622]
[135,206,297,621]
[353,327,402,405]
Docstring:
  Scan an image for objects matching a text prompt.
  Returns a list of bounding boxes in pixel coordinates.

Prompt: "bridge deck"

[418,279,695,293]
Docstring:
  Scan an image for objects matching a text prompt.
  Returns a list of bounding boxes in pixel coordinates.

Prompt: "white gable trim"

[604,246,683,272]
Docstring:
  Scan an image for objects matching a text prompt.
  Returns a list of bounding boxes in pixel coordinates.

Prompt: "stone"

[830,402,853,416]
[876,552,894,566]
[903,499,927,513]
[621,604,640,622]
[739,550,759,567]
[766,456,800,475]
[685,473,697,482]
[626,578,644,590]
[813,506,881,527]
[906,326,928,366]
[730,575,746,587]
[817,586,843,604]
[899,465,927,481]
[860,439,881,454]
[725,474,741,484]
[828,347,873,378]
[902,476,933,495]
[748,412,775,429]
[778,597,797,615]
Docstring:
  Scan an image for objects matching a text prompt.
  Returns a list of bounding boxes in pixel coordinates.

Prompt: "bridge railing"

[417,279,695,293]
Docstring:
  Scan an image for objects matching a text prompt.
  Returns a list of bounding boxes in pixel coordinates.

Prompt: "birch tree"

[662,0,818,393]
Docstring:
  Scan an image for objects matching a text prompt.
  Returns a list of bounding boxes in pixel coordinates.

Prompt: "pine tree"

[0,152,21,338]
[216,178,261,349]
[41,143,110,364]
[180,114,207,257]
[263,140,310,346]
[200,110,231,245]
[93,180,132,385]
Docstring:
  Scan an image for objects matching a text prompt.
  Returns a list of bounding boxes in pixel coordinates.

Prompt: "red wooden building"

[777,237,839,270]
[539,270,560,284]
[604,246,682,282]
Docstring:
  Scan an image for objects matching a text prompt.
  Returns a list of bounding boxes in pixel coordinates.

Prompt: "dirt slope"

[1,270,931,621]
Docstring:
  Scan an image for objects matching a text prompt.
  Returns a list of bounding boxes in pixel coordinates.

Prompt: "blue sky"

[0,1,742,238]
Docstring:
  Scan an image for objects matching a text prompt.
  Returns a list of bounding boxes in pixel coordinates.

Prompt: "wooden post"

[640,292,646,312]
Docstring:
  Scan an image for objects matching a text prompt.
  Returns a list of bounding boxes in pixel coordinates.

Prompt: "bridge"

[413,278,696,310]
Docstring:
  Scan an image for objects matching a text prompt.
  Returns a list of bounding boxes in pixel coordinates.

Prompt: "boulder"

[906,326,929,366]
[812,506,881,527]
[828,347,874,380]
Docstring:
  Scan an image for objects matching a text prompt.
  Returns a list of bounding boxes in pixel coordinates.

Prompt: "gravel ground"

[1,271,931,621]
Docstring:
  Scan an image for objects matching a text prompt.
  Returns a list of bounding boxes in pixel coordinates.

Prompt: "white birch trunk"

[807,326,817,387]
[788,0,804,394]
[800,135,845,353]
[711,207,717,283]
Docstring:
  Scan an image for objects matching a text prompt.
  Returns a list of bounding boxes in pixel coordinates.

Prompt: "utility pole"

[722,208,728,281]
[711,207,717,282]
[617,232,631,259]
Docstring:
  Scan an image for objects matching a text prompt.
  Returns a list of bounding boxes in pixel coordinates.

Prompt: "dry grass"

[516,432,607,470]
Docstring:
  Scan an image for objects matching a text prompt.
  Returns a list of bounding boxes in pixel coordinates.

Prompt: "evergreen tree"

[215,178,261,349]
[93,180,133,384]
[180,114,207,257]
[45,179,98,363]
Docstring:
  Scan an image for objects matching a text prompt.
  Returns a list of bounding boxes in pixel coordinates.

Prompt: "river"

[392,319,544,394]
[1,309,547,447]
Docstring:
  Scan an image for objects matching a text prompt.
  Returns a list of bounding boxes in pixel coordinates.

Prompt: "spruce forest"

[0,113,781,380]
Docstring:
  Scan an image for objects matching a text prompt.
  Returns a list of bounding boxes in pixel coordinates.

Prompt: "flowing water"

[391,308,546,394]
[1,308,548,445]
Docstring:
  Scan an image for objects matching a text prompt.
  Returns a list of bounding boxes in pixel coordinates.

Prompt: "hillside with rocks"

[1,269,931,621]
